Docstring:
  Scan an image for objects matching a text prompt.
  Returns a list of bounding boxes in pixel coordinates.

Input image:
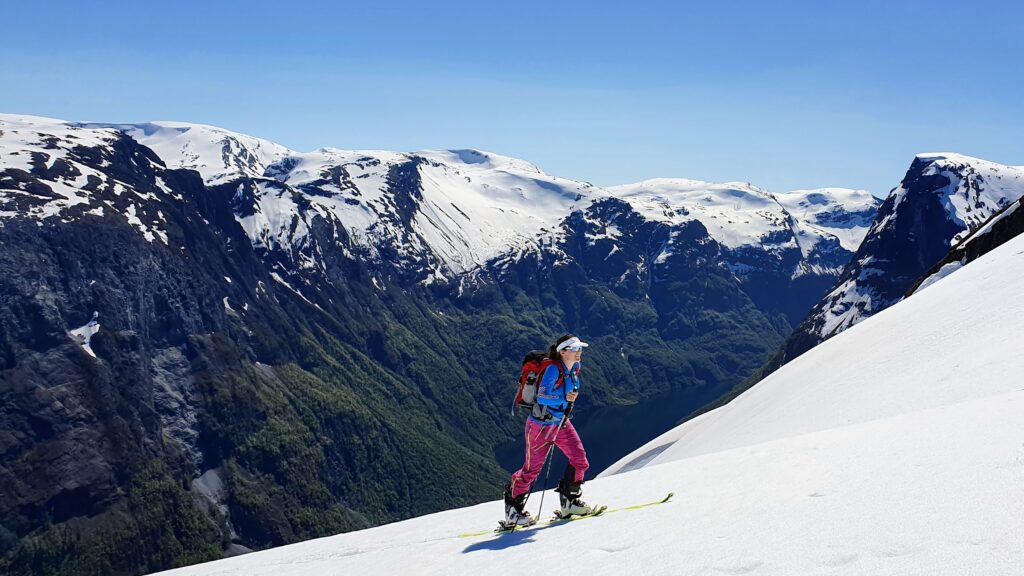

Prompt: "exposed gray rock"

[152,346,200,470]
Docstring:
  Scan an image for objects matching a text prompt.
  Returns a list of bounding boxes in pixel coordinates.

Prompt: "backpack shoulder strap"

[540,358,567,389]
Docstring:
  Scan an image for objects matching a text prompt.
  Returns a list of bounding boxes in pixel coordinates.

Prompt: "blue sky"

[3,0,1021,196]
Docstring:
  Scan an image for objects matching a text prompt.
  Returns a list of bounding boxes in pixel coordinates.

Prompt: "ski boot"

[500,482,536,528]
[555,480,594,518]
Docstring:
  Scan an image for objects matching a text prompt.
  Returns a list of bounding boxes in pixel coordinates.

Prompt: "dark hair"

[548,333,576,360]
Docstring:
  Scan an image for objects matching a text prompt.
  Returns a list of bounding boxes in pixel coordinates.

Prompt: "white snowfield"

[84,120,294,185]
[154,208,1024,575]
[610,179,877,253]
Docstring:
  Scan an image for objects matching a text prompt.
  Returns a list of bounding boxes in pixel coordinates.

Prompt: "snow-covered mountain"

[0,114,876,286]
[152,198,1024,576]
[77,118,599,280]
[0,115,181,241]
[107,119,877,275]
[610,180,876,256]
[775,152,1024,364]
[84,120,294,184]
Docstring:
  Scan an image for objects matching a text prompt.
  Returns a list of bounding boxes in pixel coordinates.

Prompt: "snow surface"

[610,179,877,253]
[68,312,100,358]
[774,188,877,252]
[912,259,964,294]
[153,212,1024,576]
[0,114,121,219]
[82,121,294,185]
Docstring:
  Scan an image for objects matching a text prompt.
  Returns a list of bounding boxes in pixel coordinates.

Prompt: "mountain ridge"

[2,113,880,303]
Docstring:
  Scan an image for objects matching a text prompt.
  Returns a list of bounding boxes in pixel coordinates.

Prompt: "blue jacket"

[529,361,580,425]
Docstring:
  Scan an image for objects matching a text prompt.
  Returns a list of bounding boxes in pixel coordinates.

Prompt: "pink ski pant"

[509,418,589,498]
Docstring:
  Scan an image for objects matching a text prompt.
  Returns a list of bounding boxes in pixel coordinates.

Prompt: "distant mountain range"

[1,113,881,575]
[66,118,880,299]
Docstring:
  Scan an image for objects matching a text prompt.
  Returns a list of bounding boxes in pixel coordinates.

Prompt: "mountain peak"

[775,152,1024,367]
[891,152,1024,241]
[88,121,295,184]
[415,149,547,176]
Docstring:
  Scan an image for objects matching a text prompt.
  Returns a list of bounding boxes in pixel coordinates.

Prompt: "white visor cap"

[556,337,590,352]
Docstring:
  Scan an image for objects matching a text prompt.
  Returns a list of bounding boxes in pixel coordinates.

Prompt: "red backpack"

[513,351,563,412]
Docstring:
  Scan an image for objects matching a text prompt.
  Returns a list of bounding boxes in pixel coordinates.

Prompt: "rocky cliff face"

[770,153,1024,367]
[0,115,877,575]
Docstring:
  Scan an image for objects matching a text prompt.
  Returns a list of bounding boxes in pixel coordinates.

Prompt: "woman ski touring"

[503,334,592,527]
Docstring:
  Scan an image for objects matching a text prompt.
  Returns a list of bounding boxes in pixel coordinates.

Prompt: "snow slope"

[80,120,294,185]
[153,209,1024,576]
[604,232,1024,471]
[270,147,597,276]
[0,114,130,219]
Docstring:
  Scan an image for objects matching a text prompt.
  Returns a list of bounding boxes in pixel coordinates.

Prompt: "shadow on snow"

[461,519,576,553]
